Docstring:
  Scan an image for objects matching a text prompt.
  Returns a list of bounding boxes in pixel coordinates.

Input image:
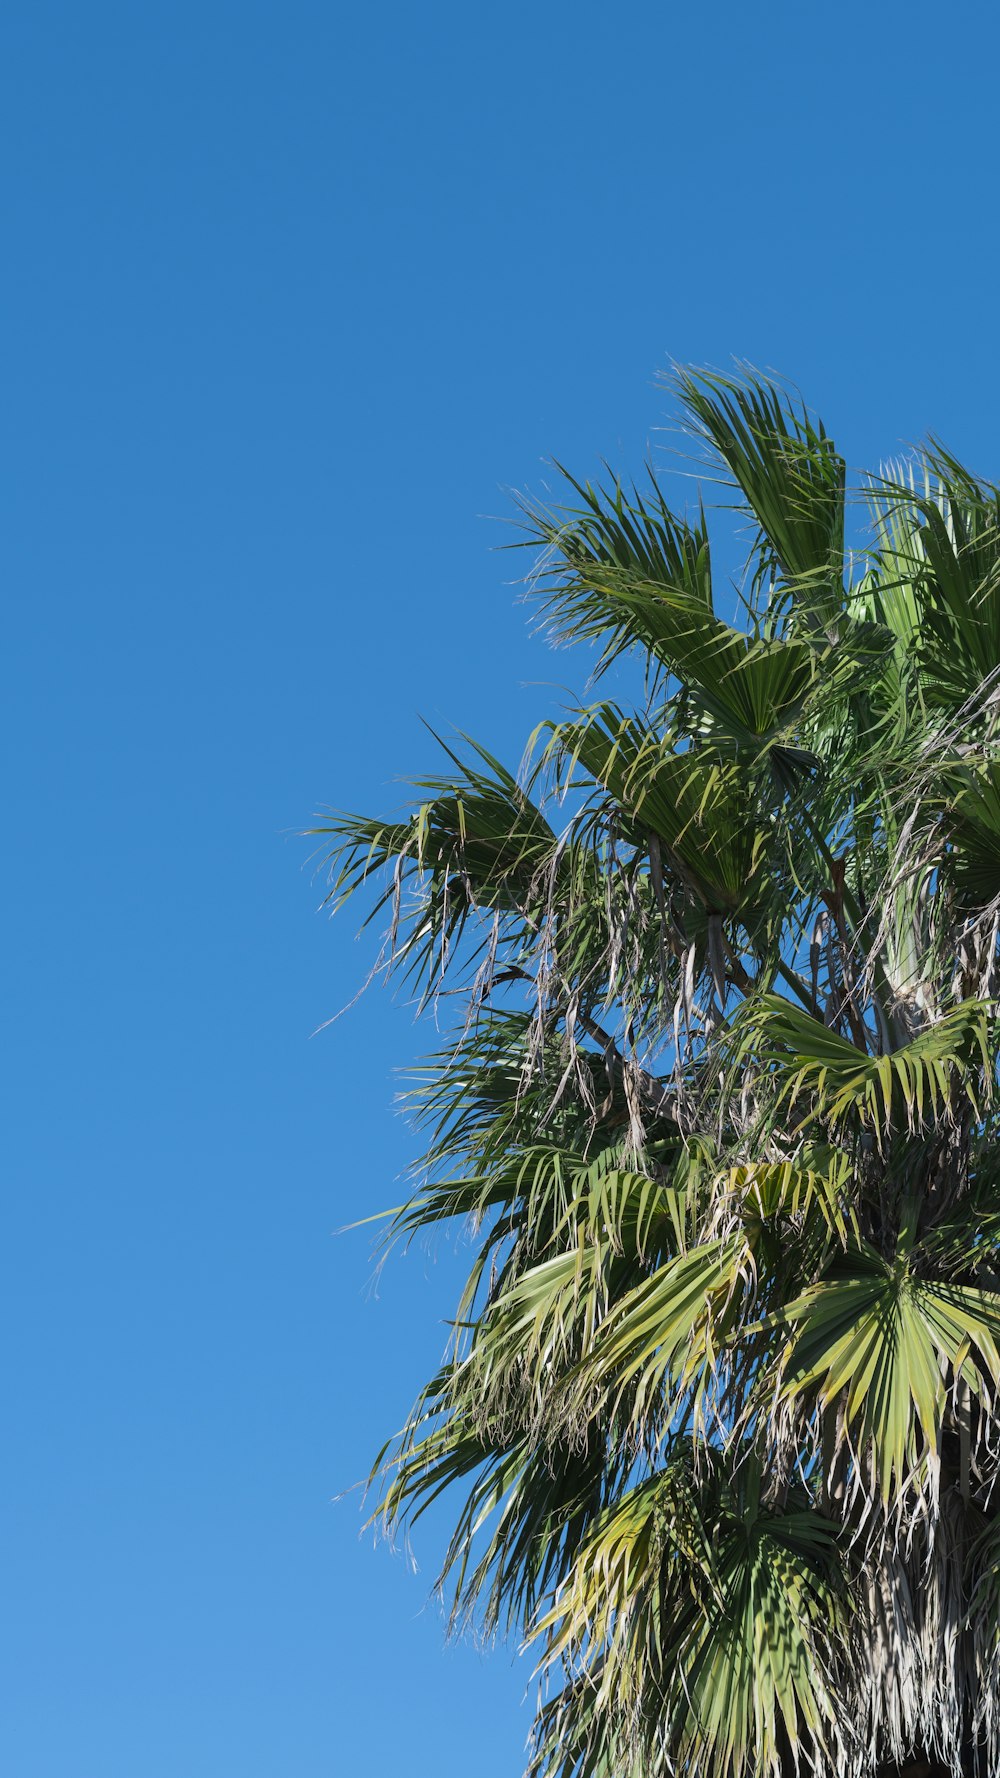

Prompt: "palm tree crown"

[314,370,1000,1778]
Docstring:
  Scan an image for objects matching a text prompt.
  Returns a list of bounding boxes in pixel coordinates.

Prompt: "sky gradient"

[6,3,1000,1773]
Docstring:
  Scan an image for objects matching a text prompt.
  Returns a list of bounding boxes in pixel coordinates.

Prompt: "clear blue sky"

[5,3,1000,1773]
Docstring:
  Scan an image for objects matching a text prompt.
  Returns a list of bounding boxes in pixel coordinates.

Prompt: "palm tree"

[313,370,1000,1778]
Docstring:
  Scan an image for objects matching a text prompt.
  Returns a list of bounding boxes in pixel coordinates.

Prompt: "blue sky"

[6,2,1000,1774]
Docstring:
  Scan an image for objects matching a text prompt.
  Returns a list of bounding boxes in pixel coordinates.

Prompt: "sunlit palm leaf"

[783,1241,1000,1501]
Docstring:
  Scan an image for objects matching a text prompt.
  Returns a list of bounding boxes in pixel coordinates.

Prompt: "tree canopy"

[314,369,1000,1778]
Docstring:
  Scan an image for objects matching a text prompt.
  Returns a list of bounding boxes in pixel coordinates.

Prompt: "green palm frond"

[946,759,1000,909]
[734,993,992,1137]
[519,467,713,679]
[538,702,776,919]
[317,741,552,904]
[676,367,846,632]
[867,454,1000,713]
[566,1231,757,1436]
[783,1239,1000,1502]
[530,526,818,750]
[536,1451,844,1778]
[723,1145,857,1246]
